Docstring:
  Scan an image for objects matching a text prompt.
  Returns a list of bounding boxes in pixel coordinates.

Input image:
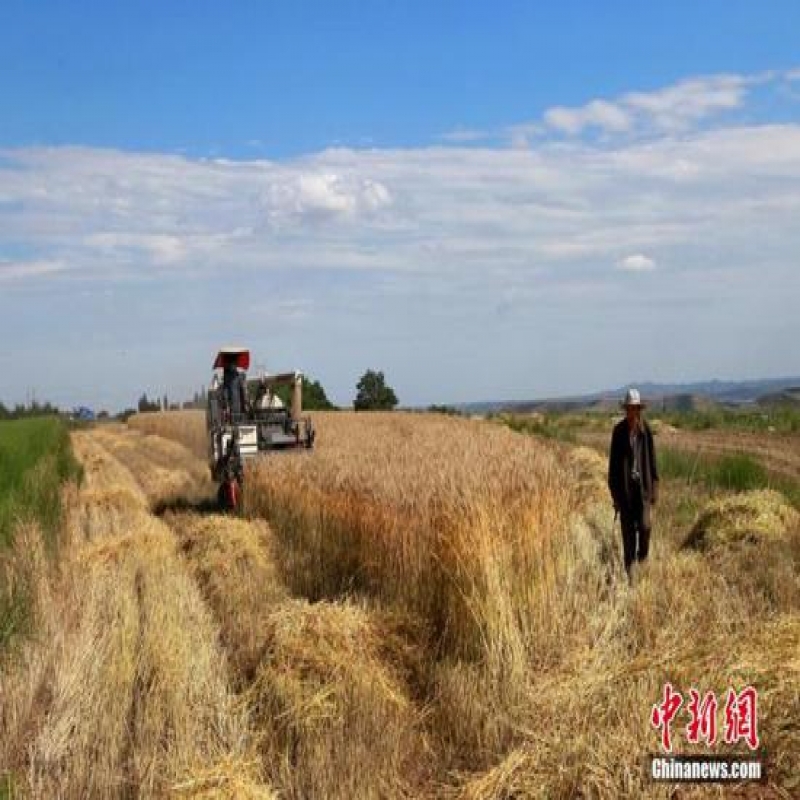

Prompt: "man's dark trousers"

[620,482,650,574]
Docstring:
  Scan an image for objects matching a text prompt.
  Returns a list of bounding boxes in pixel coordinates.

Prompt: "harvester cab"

[206,346,315,510]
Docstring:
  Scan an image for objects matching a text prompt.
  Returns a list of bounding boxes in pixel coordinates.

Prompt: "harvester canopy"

[213,347,250,371]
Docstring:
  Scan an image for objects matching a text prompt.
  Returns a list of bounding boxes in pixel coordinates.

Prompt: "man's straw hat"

[621,388,646,408]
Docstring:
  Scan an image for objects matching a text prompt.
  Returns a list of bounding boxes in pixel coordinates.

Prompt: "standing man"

[608,388,659,579]
[222,356,247,418]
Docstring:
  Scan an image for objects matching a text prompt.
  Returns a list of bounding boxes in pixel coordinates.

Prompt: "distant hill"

[456,376,800,416]
[756,386,800,407]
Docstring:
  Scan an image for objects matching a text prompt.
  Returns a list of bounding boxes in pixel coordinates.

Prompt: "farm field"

[501,409,800,499]
[1,410,798,798]
[576,425,800,487]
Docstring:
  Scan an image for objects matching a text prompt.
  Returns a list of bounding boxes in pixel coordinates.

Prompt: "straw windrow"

[2,431,272,798]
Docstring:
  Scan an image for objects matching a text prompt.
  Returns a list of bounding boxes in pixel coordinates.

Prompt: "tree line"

[0,401,60,420]
[1,368,403,422]
[135,370,401,413]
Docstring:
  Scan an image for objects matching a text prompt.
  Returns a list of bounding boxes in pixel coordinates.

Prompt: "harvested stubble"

[71,429,149,500]
[249,598,430,800]
[565,445,610,508]
[455,615,799,800]
[93,424,211,508]
[163,509,432,798]
[32,517,264,797]
[68,431,150,540]
[2,430,272,799]
[682,489,800,614]
[167,512,288,681]
[0,522,59,773]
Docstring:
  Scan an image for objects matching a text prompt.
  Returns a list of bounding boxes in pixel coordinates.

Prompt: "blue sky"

[2,2,800,410]
[3,2,799,156]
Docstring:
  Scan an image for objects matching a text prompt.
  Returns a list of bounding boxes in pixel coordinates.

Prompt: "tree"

[354,370,398,411]
[301,377,335,410]
[137,393,160,413]
[273,376,336,411]
[0,400,59,419]
[428,404,461,416]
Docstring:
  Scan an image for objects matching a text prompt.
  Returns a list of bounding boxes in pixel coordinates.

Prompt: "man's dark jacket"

[223,365,247,416]
[607,418,659,512]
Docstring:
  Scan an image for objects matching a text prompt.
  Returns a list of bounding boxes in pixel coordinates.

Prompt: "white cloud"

[294,173,356,215]
[0,259,65,282]
[360,179,392,211]
[617,253,656,273]
[85,232,187,264]
[264,172,392,222]
[540,73,751,137]
[2,115,800,291]
[544,99,632,135]
[4,68,800,409]
[622,74,747,132]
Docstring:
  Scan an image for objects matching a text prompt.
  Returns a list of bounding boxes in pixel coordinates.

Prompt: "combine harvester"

[207,346,315,510]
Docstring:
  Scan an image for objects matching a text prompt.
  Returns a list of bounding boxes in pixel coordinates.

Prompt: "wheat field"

[1,410,797,798]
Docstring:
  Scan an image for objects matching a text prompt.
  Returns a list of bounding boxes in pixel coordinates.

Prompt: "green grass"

[0,773,13,800]
[770,475,800,509]
[660,447,800,507]
[0,417,82,651]
[662,406,800,433]
[496,412,580,443]
[660,448,767,489]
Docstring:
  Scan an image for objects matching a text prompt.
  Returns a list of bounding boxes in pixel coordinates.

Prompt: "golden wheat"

[27,410,796,797]
[130,409,208,461]
[131,409,800,794]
